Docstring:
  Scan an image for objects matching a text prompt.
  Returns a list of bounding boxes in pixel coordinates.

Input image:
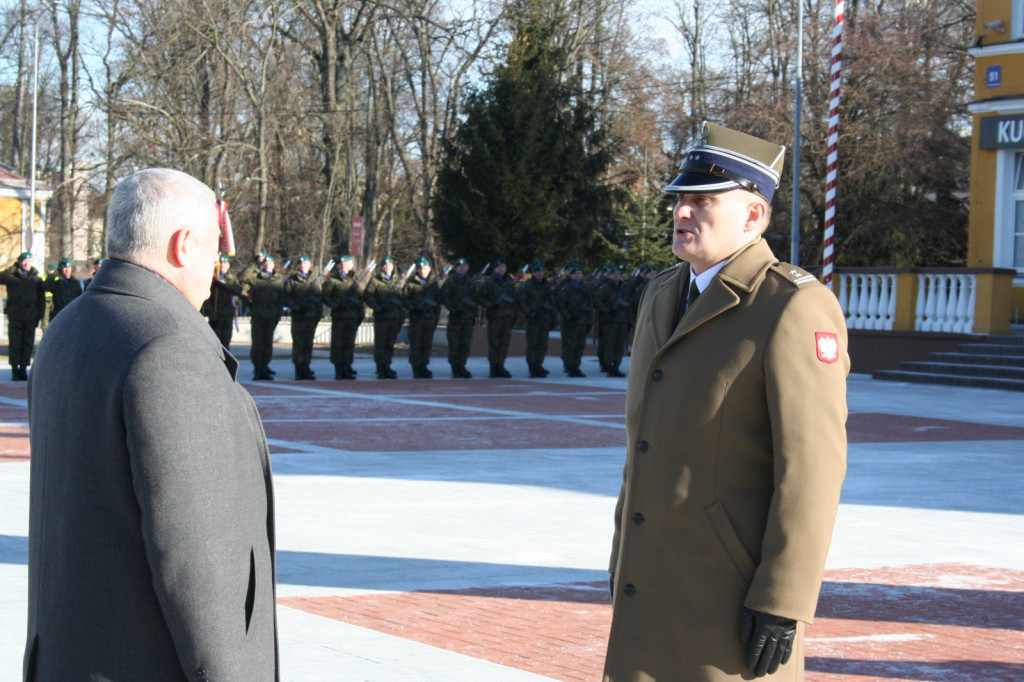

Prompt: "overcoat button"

[652,369,664,380]
[637,440,649,452]
[632,512,645,524]
[624,583,637,596]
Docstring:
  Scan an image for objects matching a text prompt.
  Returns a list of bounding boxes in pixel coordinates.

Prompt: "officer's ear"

[742,198,769,234]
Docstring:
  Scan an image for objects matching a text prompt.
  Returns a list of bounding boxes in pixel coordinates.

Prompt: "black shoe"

[498,364,512,378]
[529,364,544,378]
[459,366,473,379]
[419,365,433,379]
[537,365,549,376]
[347,364,358,375]
[302,364,316,380]
[411,365,423,378]
[294,365,305,380]
[385,363,398,379]
[265,364,276,376]
[488,363,500,378]
[607,366,625,377]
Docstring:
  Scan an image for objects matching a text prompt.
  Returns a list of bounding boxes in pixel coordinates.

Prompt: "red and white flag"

[217,200,236,257]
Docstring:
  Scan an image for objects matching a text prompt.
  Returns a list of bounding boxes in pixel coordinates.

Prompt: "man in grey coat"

[24,168,279,681]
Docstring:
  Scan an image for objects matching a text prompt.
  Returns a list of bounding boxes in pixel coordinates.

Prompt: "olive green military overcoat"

[604,239,849,682]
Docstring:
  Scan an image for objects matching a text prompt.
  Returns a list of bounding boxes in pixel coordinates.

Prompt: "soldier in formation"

[440,257,476,378]
[285,254,324,380]
[321,255,365,380]
[0,252,46,380]
[44,258,86,320]
[555,263,592,377]
[477,260,517,378]
[363,256,406,379]
[240,253,284,380]
[201,254,243,349]
[517,261,556,377]
[403,257,441,378]
[593,265,631,377]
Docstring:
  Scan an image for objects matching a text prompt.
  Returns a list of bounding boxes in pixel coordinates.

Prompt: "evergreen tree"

[431,0,615,269]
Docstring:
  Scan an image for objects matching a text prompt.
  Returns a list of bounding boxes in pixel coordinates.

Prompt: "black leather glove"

[739,607,797,677]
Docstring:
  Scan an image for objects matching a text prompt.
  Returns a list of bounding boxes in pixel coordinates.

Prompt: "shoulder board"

[653,262,685,282]
[769,262,820,287]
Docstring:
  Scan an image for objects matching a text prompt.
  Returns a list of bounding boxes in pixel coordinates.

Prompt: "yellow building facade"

[968,0,1024,323]
[0,166,52,266]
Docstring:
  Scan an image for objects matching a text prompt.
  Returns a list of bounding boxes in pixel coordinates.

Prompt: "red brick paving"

[10,377,1024,680]
[281,563,1024,682]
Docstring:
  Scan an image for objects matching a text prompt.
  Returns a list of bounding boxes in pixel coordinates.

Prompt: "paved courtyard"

[1,349,1023,681]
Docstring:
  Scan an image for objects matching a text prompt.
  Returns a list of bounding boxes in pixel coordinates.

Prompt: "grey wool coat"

[25,259,279,681]
[604,239,848,682]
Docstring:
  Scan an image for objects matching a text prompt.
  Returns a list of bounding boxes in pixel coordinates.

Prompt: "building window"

[1016,152,1024,269]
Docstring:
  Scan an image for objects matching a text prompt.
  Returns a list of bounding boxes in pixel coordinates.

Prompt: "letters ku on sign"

[979,115,1024,150]
[350,217,364,259]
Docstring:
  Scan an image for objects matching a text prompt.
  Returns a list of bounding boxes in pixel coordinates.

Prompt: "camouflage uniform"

[321,265,365,380]
[285,263,323,380]
[517,269,557,377]
[593,273,631,377]
[403,264,441,378]
[43,265,86,320]
[477,268,517,378]
[556,272,593,377]
[201,269,243,348]
[243,264,285,380]
[363,267,406,379]
[440,266,477,378]
[0,258,46,380]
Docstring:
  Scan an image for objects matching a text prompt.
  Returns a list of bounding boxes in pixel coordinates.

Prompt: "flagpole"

[27,21,40,254]
[790,0,803,265]
[822,0,844,285]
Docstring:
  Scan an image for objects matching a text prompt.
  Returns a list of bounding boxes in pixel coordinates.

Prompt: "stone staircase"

[873,333,1024,392]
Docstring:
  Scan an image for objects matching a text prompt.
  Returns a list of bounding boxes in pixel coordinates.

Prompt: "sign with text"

[350,216,364,259]
[979,114,1024,149]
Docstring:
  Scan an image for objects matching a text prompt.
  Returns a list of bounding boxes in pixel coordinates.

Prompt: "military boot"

[419,364,433,379]
[384,363,398,379]
[498,363,512,378]
[459,365,473,379]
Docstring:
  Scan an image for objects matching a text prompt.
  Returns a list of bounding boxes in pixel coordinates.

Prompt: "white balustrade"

[838,273,896,330]
[915,273,976,333]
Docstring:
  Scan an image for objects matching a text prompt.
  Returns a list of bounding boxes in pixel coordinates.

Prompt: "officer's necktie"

[685,280,700,313]
[675,279,701,328]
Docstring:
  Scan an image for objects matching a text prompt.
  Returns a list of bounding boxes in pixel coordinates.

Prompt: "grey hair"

[106,168,216,262]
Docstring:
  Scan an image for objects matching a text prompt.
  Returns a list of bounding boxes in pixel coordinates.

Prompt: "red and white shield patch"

[815,332,839,364]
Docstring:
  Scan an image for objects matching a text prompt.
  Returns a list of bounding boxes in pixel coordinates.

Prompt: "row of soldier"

[205,252,659,381]
[0,253,102,380]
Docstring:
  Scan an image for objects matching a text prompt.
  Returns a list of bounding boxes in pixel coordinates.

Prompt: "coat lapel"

[660,239,777,350]
[647,263,689,349]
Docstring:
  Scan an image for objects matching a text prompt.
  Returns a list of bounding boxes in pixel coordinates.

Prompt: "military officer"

[201,254,243,348]
[403,256,441,378]
[476,259,517,378]
[242,253,285,380]
[43,258,86,319]
[593,265,630,377]
[363,256,406,379]
[440,257,476,378]
[517,261,556,377]
[321,255,365,380]
[604,122,849,681]
[0,252,46,380]
[555,264,592,377]
[285,254,323,380]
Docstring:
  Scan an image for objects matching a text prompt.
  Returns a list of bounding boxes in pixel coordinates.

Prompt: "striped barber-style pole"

[823,0,844,285]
